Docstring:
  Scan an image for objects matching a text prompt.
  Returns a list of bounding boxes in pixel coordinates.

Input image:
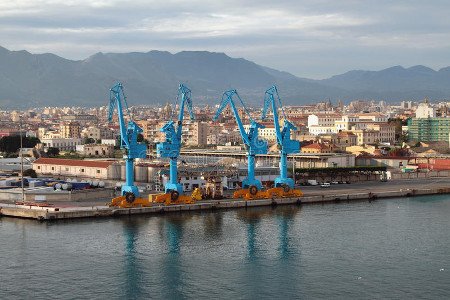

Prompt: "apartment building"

[352,129,381,145]
[184,121,208,147]
[81,126,114,140]
[408,118,450,142]
[61,114,98,126]
[136,120,161,143]
[366,123,395,144]
[60,122,81,138]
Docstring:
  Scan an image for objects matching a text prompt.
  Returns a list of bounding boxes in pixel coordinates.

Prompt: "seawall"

[1,186,449,221]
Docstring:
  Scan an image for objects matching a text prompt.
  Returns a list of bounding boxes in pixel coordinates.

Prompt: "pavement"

[299,177,450,196]
[3,177,450,208]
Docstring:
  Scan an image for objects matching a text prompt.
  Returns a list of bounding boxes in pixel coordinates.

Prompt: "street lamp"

[20,117,24,201]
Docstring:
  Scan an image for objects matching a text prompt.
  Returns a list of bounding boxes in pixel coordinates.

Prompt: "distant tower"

[163,103,172,119]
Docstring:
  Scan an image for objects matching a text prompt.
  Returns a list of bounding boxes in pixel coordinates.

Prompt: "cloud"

[0,0,449,78]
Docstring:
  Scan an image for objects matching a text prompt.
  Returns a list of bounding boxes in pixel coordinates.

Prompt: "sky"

[1,0,450,79]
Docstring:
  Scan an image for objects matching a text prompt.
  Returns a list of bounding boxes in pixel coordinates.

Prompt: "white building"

[308,125,337,135]
[416,102,436,118]
[307,114,341,135]
[243,124,280,142]
[102,139,118,146]
[41,138,82,151]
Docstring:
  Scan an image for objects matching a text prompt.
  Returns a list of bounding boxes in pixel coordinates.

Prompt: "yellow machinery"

[265,186,303,198]
[233,187,269,200]
[191,188,203,201]
[110,195,152,208]
[233,185,303,200]
[152,192,196,206]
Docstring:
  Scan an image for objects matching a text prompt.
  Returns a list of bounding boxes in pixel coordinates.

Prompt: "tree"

[47,147,60,157]
[83,137,95,144]
[388,118,407,142]
[0,136,40,153]
[23,168,37,178]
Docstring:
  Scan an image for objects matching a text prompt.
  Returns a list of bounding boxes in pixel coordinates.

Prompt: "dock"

[1,178,450,220]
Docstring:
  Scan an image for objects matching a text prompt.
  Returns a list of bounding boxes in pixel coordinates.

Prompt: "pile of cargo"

[0,177,107,191]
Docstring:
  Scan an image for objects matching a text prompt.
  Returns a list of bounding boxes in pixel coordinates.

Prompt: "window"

[51,167,54,171]
[97,170,101,174]
[37,166,41,169]
[65,167,69,171]
[81,168,85,172]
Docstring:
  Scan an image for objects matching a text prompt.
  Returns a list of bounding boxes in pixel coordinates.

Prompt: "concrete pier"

[1,184,450,221]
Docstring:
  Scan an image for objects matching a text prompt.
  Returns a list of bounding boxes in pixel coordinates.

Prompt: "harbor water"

[1,195,450,299]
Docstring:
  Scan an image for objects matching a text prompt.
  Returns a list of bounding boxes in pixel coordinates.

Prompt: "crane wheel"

[125,192,136,203]
[283,185,291,193]
[249,185,258,195]
[171,191,180,201]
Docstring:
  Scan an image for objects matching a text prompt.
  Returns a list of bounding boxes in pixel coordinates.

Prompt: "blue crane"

[108,82,147,205]
[156,84,195,203]
[213,89,268,198]
[261,85,302,197]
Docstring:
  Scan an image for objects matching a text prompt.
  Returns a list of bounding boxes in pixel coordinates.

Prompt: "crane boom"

[213,89,267,192]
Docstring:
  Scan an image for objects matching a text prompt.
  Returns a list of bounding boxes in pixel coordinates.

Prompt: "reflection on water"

[2,197,450,299]
[237,205,301,260]
[203,212,223,239]
[276,206,299,259]
[162,214,188,299]
[122,218,144,300]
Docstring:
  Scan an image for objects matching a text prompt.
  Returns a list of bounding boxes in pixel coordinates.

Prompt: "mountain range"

[0,45,449,108]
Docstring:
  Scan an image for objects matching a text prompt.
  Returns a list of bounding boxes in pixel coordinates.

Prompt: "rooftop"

[33,158,115,168]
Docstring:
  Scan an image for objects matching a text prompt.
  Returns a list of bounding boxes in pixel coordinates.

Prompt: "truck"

[380,171,392,182]
[307,179,318,186]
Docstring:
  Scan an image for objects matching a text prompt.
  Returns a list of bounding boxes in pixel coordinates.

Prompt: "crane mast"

[261,85,302,197]
[156,84,195,201]
[213,89,268,195]
[108,82,147,204]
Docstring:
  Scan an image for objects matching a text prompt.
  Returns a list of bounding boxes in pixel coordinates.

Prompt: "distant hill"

[319,65,450,100]
[0,45,449,108]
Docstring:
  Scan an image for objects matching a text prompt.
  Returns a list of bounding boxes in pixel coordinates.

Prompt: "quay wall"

[2,187,450,221]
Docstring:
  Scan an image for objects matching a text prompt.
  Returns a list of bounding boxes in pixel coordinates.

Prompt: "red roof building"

[33,158,118,180]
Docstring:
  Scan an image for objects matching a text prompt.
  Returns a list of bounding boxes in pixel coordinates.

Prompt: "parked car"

[320,182,331,188]
[331,181,339,184]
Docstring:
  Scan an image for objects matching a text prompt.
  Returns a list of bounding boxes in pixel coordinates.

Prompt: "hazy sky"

[1,0,449,78]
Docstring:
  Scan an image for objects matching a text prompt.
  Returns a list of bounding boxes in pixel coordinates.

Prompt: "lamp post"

[20,118,24,201]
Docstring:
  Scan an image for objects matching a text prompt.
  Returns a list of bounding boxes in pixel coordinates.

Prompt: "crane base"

[109,195,152,208]
[153,193,195,206]
[266,187,303,198]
